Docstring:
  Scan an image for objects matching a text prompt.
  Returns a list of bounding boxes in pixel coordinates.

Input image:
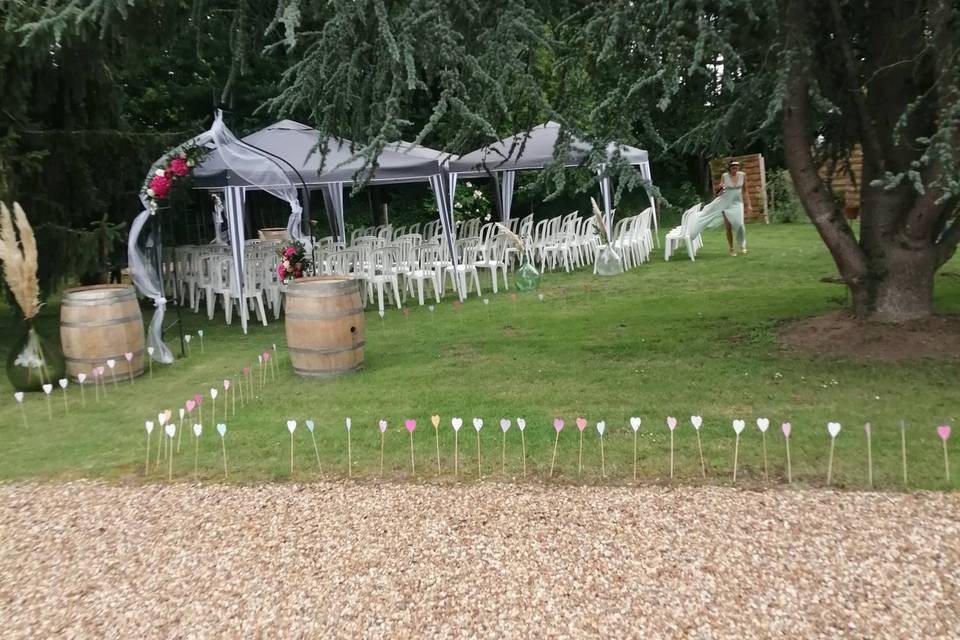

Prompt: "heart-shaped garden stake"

[691,415,705,479]
[431,415,440,428]
[287,420,297,433]
[346,418,354,477]
[667,416,677,431]
[216,423,228,478]
[517,418,528,478]
[179,408,185,420]
[186,399,195,413]
[597,421,607,477]
[576,417,588,479]
[782,422,793,484]
[826,422,841,485]
[451,417,463,432]
[938,425,952,482]
[630,417,641,432]
[165,423,175,438]
[757,418,770,481]
[499,419,511,476]
[451,418,463,477]
[143,420,155,474]
[158,412,167,426]
[500,419,510,433]
[473,418,483,432]
[550,418,564,478]
[630,417,643,481]
[405,419,417,476]
[193,423,202,437]
[286,420,297,475]
[732,420,745,484]
[377,419,388,476]
[306,420,315,432]
[304,420,321,473]
[379,419,388,433]
[576,417,587,432]
[596,421,605,435]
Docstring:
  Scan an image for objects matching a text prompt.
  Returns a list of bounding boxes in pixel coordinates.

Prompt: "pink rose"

[284,246,296,257]
[170,158,189,177]
[148,174,171,199]
[277,263,286,279]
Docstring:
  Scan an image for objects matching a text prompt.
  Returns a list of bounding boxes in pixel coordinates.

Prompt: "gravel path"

[1,481,958,639]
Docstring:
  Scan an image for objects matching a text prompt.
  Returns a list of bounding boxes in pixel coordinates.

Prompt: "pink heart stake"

[938,425,952,482]
[666,417,678,480]
[782,423,793,485]
[550,418,564,478]
[576,417,587,432]
[864,422,874,488]
[378,419,388,477]
[405,419,416,477]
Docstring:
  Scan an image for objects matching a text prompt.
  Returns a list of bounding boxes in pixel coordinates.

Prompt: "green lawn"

[2,223,959,489]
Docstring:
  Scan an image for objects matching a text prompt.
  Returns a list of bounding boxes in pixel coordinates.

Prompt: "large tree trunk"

[781,0,949,323]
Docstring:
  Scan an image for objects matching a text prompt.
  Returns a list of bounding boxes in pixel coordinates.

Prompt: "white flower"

[155,169,166,177]
[473,190,483,198]
[484,214,491,221]
[146,188,156,197]
[454,202,463,209]
[466,181,473,188]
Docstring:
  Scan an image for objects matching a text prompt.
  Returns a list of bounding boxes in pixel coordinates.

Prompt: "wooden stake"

[826,437,836,486]
[476,428,481,480]
[231,382,236,416]
[435,427,442,476]
[501,431,506,476]
[168,431,174,481]
[761,430,769,482]
[145,431,151,475]
[221,435,228,479]
[696,430,705,479]
[127,359,134,384]
[600,432,606,478]
[785,436,792,485]
[194,431,200,481]
[347,425,353,478]
[521,429,527,479]
[733,434,740,484]
[155,422,164,470]
[177,412,184,453]
[633,429,638,482]
[310,429,322,473]
[865,424,873,488]
[18,402,29,429]
[409,430,416,477]
[669,429,675,480]
[290,431,295,477]
[43,390,52,419]
[78,379,86,406]
[900,419,908,486]
[578,430,584,480]
[550,431,560,478]
[943,439,951,483]
[93,371,100,403]
[454,429,459,478]
[379,430,385,478]
[60,384,69,414]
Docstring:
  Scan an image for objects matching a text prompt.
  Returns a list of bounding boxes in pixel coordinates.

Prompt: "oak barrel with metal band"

[284,276,365,377]
[60,284,146,382]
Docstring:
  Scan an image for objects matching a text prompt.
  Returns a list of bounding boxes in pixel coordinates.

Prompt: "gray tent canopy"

[447,122,657,238]
[193,120,450,243]
[191,119,467,299]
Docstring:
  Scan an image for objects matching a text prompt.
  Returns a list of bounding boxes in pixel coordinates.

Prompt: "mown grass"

[1,223,958,490]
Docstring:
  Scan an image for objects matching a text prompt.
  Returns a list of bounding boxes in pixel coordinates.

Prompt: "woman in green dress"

[690,159,753,256]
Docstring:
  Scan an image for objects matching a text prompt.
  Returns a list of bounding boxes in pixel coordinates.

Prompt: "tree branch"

[827,0,884,173]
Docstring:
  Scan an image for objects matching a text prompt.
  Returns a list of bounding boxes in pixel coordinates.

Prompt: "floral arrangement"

[143,143,208,213]
[276,241,311,282]
[452,181,491,221]
[0,202,40,320]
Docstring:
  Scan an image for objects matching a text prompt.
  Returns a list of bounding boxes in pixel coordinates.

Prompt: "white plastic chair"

[664,204,703,261]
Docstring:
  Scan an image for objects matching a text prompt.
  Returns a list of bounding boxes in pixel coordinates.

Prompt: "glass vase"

[595,246,624,276]
[514,257,541,291]
[6,322,65,392]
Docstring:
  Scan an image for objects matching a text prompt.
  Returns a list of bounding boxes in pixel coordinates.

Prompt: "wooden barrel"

[284,277,365,377]
[60,284,145,382]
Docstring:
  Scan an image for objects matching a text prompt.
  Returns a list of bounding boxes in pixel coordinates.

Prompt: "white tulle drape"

[128,111,306,362]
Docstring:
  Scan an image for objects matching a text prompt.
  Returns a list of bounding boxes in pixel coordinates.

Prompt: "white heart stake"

[516,418,526,431]
[210,388,218,400]
[732,419,746,435]
[287,419,297,433]
[452,417,463,432]
[145,420,154,434]
[165,424,175,438]
[691,415,702,430]
[630,416,641,432]
[757,418,770,481]
[143,420,154,475]
[517,418,528,478]
[732,419,745,484]
[500,419,510,433]
[216,423,228,478]
[217,423,226,437]
[826,421,841,486]
[287,420,296,476]
[193,423,202,437]
[306,419,322,473]
[597,421,607,477]
[828,422,841,438]
[473,417,483,432]
[306,419,315,432]
[14,391,23,403]
[757,417,770,433]
[596,421,605,435]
